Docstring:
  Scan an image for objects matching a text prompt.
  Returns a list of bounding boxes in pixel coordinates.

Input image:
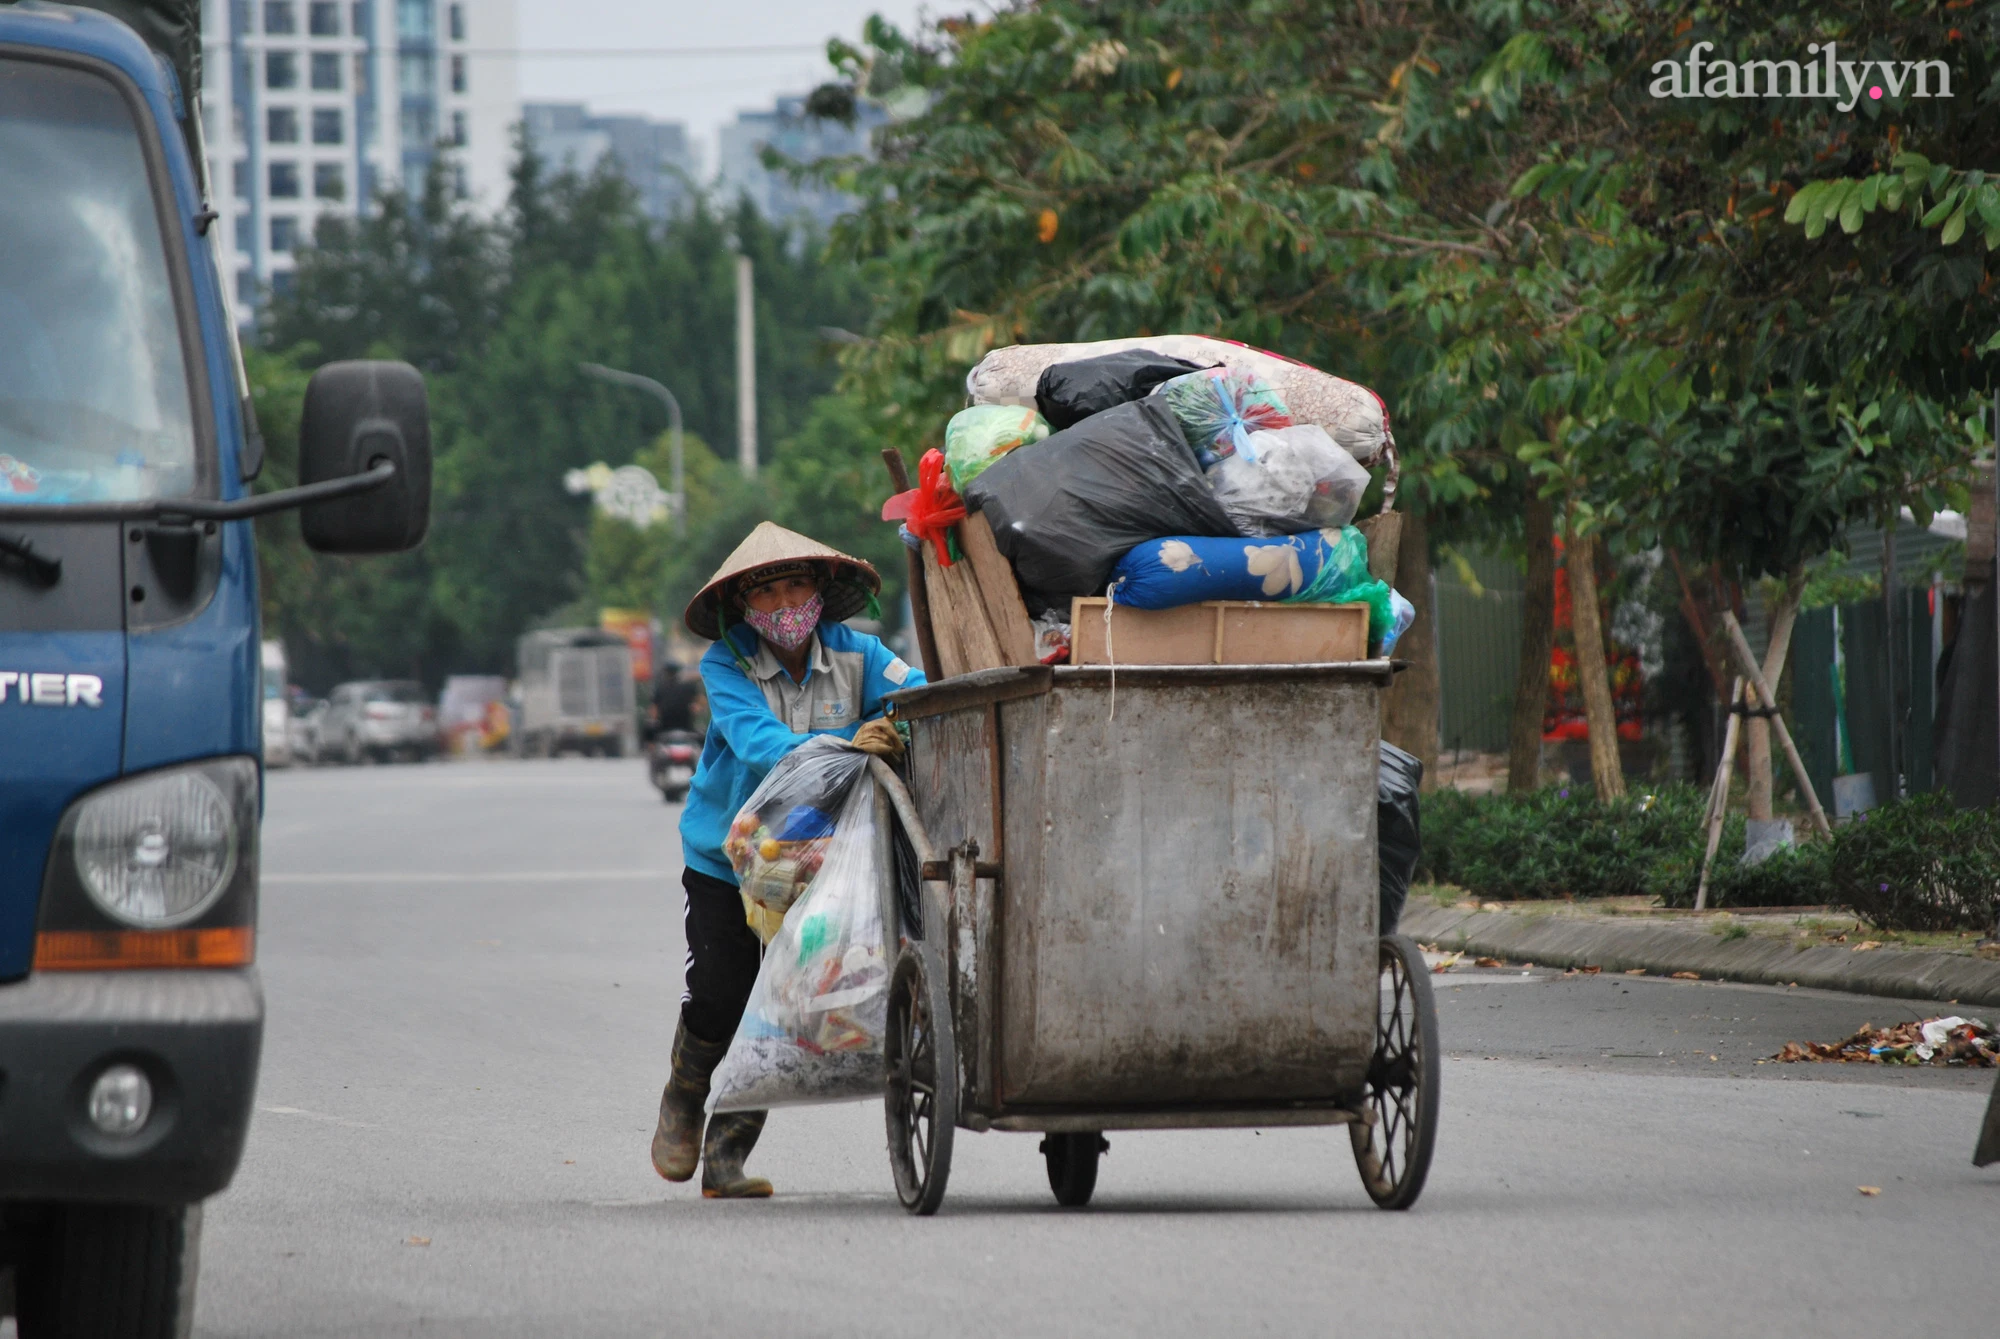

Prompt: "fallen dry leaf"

[1858,1186,1881,1197]
[1581,965,1602,975]
[1474,956,1504,968]
[1418,942,1439,953]
[1480,902,1504,912]
[1430,951,1463,974]
[1624,968,1647,976]
[1852,940,1883,953]
[405,1236,431,1247]
[1670,971,1700,980]
[563,1159,575,1165]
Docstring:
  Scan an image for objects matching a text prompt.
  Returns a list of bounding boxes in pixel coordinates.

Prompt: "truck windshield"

[0,60,199,505]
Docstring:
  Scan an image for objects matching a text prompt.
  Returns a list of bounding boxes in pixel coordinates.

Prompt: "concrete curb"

[1400,904,2000,1008]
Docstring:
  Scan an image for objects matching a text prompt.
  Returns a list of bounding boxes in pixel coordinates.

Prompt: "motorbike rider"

[647,659,703,740]
[650,523,923,1198]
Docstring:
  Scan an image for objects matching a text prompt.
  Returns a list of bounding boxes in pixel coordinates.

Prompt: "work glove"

[852,718,904,759]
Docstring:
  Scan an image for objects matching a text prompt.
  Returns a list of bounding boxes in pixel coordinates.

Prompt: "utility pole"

[735,254,757,477]
[578,362,685,537]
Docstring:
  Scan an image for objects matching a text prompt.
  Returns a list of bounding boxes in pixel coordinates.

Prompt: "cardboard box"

[1069,598,1368,666]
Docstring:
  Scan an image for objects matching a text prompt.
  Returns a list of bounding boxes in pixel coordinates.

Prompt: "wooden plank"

[880,448,942,680]
[1070,598,1367,666]
[926,543,1008,672]
[958,513,1040,666]
[887,665,1054,720]
[920,545,973,679]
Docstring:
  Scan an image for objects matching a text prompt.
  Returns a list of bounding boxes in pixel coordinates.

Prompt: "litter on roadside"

[1773,1015,1999,1066]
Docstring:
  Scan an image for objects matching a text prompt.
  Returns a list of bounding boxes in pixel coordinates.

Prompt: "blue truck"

[0,1,431,1329]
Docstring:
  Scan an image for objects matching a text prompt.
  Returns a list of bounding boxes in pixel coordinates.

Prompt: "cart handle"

[866,757,938,866]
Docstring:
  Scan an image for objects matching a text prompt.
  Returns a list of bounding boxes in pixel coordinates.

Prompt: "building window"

[271,270,296,298]
[451,109,465,146]
[232,160,250,198]
[270,216,299,252]
[269,161,301,198]
[314,163,346,200]
[264,0,295,33]
[399,103,434,145]
[398,50,432,96]
[396,0,432,42]
[236,266,255,297]
[450,53,465,93]
[309,0,340,34]
[231,0,252,36]
[231,100,247,142]
[266,106,299,142]
[265,51,298,90]
[235,216,253,253]
[353,52,370,97]
[312,108,344,144]
[351,0,367,36]
[311,51,342,90]
[452,161,467,199]
[447,2,463,40]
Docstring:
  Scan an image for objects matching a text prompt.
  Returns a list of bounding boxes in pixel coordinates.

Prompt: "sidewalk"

[1400,895,2000,1007]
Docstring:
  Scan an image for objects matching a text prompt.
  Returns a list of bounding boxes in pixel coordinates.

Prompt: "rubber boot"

[700,1110,773,1199]
[651,1022,728,1182]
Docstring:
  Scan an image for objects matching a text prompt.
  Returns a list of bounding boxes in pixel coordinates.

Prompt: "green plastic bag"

[944,405,1050,492]
[1284,525,1395,645]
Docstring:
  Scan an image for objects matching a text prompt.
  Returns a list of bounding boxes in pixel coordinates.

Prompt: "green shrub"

[1420,784,1834,908]
[1829,792,2000,932]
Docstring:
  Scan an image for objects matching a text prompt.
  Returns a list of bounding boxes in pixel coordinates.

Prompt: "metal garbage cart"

[865,658,1439,1215]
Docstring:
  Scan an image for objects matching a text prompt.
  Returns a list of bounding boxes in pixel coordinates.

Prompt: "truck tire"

[15,1201,201,1339]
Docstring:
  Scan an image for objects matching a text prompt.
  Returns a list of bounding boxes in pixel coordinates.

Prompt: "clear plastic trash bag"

[710,755,893,1112]
[724,735,872,943]
[1206,425,1371,536]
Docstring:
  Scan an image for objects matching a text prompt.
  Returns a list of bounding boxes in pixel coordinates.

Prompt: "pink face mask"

[744,592,823,652]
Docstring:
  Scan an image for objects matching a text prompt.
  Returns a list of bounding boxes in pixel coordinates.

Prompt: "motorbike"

[649,728,701,802]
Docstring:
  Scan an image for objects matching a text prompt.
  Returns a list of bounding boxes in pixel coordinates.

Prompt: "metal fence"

[1435,550,1524,756]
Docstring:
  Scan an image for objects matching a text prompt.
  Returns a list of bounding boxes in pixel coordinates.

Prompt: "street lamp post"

[579,362,686,537]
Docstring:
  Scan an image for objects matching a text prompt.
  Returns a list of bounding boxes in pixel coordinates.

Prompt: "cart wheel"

[1350,934,1440,1210]
[885,945,956,1215]
[1040,1132,1106,1208]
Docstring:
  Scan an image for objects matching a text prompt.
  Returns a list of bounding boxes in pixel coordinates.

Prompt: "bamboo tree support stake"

[1694,678,1745,912]
[1719,609,1833,838]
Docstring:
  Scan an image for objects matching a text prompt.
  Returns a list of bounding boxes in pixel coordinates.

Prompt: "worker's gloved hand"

[851,718,904,759]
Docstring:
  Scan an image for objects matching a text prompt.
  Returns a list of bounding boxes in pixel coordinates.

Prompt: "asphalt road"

[185,760,1996,1338]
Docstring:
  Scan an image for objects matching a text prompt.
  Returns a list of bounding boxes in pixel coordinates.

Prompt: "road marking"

[264,870,675,884]
[261,1105,379,1129]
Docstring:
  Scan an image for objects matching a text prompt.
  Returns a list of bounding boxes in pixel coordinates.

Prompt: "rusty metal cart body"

[867,658,1440,1214]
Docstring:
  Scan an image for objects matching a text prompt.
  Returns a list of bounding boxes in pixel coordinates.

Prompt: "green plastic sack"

[1284,525,1395,645]
[944,405,1050,492]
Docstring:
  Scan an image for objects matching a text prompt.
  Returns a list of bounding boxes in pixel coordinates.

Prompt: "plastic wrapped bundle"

[1111,529,1357,607]
[1154,367,1292,468]
[943,404,1050,492]
[1207,425,1371,536]
[710,746,891,1112]
[966,334,1393,465]
[1033,350,1206,429]
[964,396,1239,611]
[724,736,872,943]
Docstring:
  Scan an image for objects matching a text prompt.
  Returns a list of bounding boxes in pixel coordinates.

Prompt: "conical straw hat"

[683,521,881,641]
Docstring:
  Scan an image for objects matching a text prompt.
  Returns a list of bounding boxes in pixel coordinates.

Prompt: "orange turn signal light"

[34,926,255,971]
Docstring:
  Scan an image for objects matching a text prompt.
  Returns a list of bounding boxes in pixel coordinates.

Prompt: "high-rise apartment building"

[201,0,518,324]
[520,102,697,224]
[715,94,885,232]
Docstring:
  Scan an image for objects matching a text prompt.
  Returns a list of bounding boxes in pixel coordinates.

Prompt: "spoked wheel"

[885,946,957,1215]
[1040,1132,1107,1208]
[1350,934,1440,1209]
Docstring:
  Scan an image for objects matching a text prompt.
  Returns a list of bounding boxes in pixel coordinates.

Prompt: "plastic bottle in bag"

[710,756,893,1112]
[724,736,873,944]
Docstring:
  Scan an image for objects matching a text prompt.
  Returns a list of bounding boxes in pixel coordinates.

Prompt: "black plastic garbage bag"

[1035,350,1205,430]
[1378,740,1422,936]
[965,397,1240,610]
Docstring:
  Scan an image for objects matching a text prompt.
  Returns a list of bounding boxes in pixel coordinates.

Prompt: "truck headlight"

[72,767,242,928]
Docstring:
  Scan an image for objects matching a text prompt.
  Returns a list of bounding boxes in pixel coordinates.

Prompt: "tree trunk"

[1742,568,1807,819]
[1382,509,1439,787]
[1507,494,1557,793]
[1566,527,1625,800]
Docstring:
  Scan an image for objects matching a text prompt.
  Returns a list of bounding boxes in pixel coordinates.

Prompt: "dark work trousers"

[680,867,763,1045]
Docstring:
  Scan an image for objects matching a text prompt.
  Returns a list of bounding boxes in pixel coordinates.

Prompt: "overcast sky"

[510,0,932,174]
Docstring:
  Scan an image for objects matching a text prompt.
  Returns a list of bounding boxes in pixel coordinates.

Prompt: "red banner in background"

[599,608,655,683]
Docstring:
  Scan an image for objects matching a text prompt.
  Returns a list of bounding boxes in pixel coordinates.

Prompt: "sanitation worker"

[650,522,922,1197]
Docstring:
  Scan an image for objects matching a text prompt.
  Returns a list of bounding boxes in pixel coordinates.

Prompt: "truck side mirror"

[299,360,432,553]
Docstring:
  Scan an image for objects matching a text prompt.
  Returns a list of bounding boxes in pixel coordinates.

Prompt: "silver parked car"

[320,680,441,764]
[289,697,329,764]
